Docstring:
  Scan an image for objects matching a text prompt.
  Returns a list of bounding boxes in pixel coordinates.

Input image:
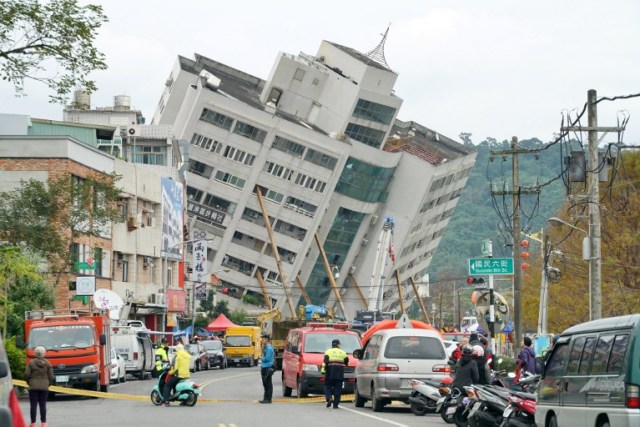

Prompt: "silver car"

[353,328,450,412]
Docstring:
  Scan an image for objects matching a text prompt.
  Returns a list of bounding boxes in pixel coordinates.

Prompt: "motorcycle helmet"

[461,345,474,356]
[472,345,485,357]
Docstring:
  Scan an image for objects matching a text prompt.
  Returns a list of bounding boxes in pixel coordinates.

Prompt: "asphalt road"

[18,366,451,427]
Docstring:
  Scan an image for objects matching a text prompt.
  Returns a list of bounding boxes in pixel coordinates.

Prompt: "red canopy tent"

[205,313,237,332]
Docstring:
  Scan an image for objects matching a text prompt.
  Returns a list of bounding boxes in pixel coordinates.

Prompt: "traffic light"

[467,277,485,285]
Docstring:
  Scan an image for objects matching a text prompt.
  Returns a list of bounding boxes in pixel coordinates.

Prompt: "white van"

[111,326,154,379]
[353,328,450,412]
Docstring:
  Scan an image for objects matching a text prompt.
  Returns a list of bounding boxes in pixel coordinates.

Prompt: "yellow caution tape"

[12,379,353,403]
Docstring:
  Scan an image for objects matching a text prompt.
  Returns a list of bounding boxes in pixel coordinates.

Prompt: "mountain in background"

[429,137,567,283]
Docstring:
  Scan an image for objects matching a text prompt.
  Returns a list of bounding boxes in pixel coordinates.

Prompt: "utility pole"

[561,89,624,320]
[587,89,602,320]
[491,137,540,350]
[537,232,550,335]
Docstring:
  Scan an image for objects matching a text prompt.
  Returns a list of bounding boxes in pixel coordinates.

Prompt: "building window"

[263,161,294,181]
[267,87,282,105]
[293,68,305,81]
[352,98,396,125]
[94,247,103,277]
[223,145,256,166]
[344,123,386,149]
[294,173,326,193]
[132,145,167,165]
[304,148,337,170]
[272,136,305,157]
[233,120,266,143]
[264,189,284,204]
[188,159,213,178]
[214,170,246,189]
[186,186,204,203]
[191,133,222,153]
[335,157,395,203]
[200,108,233,130]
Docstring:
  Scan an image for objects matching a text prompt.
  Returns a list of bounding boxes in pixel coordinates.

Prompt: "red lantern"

[520,251,530,259]
[521,263,530,270]
[520,240,530,247]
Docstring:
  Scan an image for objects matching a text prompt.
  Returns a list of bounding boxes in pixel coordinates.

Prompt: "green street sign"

[74,262,95,270]
[469,257,514,275]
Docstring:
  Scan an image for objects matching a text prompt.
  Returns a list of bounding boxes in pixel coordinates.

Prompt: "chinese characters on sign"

[192,240,208,300]
[187,201,226,224]
[468,258,514,275]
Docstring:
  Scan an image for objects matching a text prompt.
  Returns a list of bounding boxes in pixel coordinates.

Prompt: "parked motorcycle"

[453,386,479,427]
[437,386,462,424]
[150,368,200,407]
[467,384,510,427]
[500,375,539,427]
[408,377,453,416]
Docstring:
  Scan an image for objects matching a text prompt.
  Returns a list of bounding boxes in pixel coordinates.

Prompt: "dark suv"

[201,340,227,369]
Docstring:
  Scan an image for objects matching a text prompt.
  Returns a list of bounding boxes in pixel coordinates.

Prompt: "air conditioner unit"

[148,293,166,306]
[361,238,368,246]
[116,252,125,264]
[349,266,356,274]
[137,212,144,227]
[143,257,154,268]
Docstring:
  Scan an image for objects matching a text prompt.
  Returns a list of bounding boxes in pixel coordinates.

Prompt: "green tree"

[0,246,52,337]
[3,336,26,381]
[519,150,640,334]
[229,309,247,326]
[0,0,108,103]
[212,300,230,319]
[0,175,122,277]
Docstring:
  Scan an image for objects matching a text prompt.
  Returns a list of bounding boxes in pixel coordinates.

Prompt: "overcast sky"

[2,0,639,145]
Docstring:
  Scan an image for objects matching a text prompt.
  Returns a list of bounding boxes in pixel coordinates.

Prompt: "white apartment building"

[151,35,476,321]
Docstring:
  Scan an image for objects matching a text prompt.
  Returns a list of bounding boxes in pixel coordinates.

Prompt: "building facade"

[0,115,182,331]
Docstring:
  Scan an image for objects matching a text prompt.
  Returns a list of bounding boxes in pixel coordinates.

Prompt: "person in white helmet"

[471,344,489,384]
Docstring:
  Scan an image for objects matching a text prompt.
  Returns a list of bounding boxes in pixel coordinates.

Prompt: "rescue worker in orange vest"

[321,339,349,409]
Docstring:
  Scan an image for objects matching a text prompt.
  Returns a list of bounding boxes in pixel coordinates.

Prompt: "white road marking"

[199,372,257,390]
[338,406,410,427]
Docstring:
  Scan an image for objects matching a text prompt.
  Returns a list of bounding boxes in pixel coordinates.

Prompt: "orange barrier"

[361,319,443,347]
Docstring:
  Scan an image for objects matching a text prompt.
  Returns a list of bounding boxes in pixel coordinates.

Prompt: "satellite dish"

[93,289,125,320]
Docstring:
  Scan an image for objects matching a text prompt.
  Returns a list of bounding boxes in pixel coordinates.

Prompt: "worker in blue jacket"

[259,333,275,404]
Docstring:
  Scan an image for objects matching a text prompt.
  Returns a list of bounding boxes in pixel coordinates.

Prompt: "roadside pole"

[488,274,495,355]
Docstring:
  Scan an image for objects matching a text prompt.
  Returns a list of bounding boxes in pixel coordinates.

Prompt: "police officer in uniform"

[153,337,170,379]
[321,339,349,409]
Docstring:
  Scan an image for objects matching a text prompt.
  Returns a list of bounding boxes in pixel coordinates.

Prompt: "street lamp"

[190,268,229,338]
[548,216,594,319]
